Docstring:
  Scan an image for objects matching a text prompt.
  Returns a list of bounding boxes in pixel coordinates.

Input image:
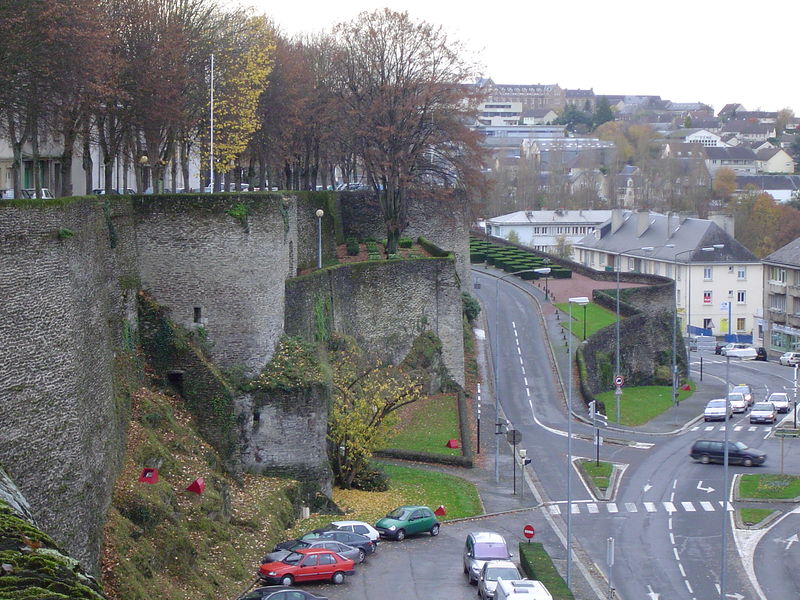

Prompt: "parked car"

[495,579,553,600]
[258,548,355,586]
[731,384,754,406]
[274,528,375,556]
[727,393,748,413]
[239,586,328,600]
[689,439,766,466]
[721,343,757,359]
[755,347,768,361]
[262,538,366,565]
[750,402,778,424]
[374,505,439,540]
[766,392,791,414]
[477,560,523,600]
[329,520,380,544]
[21,188,54,199]
[463,531,512,584]
[704,399,732,421]
[779,352,800,366]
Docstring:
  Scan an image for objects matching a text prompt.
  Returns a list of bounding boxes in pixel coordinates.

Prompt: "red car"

[258,548,355,586]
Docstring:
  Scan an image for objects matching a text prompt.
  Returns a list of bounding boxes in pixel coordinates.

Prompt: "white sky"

[243,0,798,115]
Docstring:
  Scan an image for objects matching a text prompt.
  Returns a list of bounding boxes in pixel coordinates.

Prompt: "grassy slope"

[595,383,696,425]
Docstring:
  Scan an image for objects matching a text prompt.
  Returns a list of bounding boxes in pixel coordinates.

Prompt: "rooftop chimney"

[636,210,649,237]
[611,208,624,234]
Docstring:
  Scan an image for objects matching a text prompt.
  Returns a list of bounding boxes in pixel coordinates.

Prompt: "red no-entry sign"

[523,524,535,539]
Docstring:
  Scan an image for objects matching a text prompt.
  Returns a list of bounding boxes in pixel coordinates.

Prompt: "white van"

[495,579,553,600]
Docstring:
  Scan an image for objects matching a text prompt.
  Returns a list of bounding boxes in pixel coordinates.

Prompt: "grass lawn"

[385,393,461,455]
[554,302,617,340]
[286,462,483,538]
[518,542,574,600]
[577,459,613,491]
[595,383,696,426]
[738,508,776,526]
[739,474,800,500]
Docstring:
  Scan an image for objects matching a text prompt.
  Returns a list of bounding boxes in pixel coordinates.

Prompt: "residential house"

[574,210,762,338]
[475,78,566,111]
[565,89,595,113]
[718,103,746,119]
[615,165,642,208]
[520,108,558,126]
[736,111,778,124]
[485,209,622,257]
[761,238,800,354]
[704,146,758,175]
[735,175,800,203]
[721,120,776,143]
[756,147,795,174]
[662,128,724,147]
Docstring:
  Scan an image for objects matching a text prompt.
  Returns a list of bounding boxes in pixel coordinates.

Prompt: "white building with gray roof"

[761,238,800,355]
[574,210,762,339]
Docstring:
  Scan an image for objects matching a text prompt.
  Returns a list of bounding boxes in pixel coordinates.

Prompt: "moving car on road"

[463,531,512,584]
[704,399,732,421]
[727,392,748,413]
[258,548,355,586]
[721,343,758,359]
[766,392,791,414]
[731,384,754,406]
[749,402,777,424]
[375,505,439,540]
[477,560,523,600]
[690,439,767,466]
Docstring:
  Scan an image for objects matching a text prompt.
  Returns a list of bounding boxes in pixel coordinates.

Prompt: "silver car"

[704,399,732,421]
[262,538,366,564]
[767,392,791,414]
[727,393,748,413]
[478,560,523,600]
[463,531,512,584]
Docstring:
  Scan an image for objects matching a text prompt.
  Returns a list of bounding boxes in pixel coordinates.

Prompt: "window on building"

[769,294,787,311]
[676,289,681,305]
[771,266,787,283]
[703,318,713,330]
[794,297,800,315]
[795,270,800,286]
[703,267,713,280]
[654,262,660,275]
[737,290,746,303]
[737,266,746,280]
[703,290,712,304]
[666,263,673,278]
[628,257,634,271]
[736,318,746,331]
[193,307,202,323]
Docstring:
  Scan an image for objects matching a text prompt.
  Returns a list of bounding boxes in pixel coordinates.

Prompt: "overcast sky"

[246,0,797,115]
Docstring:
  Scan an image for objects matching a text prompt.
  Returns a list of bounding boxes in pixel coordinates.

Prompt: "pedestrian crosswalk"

[545,500,734,516]
[689,425,773,433]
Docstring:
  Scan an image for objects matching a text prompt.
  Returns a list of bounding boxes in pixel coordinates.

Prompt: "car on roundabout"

[731,384,754,406]
[704,398,732,421]
[766,392,791,414]
[749,402,778,424]
[374,505,439,540]
[258,548,355,586]
[690,439,766,466]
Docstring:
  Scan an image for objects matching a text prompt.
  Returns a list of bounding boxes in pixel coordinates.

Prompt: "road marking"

[587,503,599,514]
[697,481,715,493]
[526,388,531,398]
[646,585,660,600]
[521,367,525,375]
[700,501,715,511]
[734,426,742,431]
[517,347,521,355]
[571,504,580,514]
[719,501,734,511]
[682,502,695,511]
[664,502,676,513]
[670,532,675,544]
[704,426,714,431]
[607,503,618,513]
[644,502,656,512]
[625,503,637,512]
[748,426,757,431]
[519,356,523,365]
[678,563,686,577]
[690,426,699,431]
[673,547,680,560]
[523,377,528,386]
[548,505,560,515]
[685,580,693,594]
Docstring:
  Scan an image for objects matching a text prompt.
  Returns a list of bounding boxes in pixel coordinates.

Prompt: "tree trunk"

[82,120,93,196]
[30,115,41,197]
[180,141,190,191]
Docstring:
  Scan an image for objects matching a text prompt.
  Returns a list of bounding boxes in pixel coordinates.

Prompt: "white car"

[704,398,732,421]
[779,352,800,366]
[766,392,791,414]
[721,343,757,359]
[329,520,380,544]
[727,393,748,413]
[478,560,523,600]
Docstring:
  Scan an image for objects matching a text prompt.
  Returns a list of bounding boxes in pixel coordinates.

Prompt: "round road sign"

[523,524,535,539]
[614,375,624,387]
[507,429,522,444]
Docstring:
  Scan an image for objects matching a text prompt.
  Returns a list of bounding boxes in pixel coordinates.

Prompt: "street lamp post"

[720,290,733,600]
[566,295,589,592]
[493,268,541,482]
[315,209,324,269]
[614,246,655,424]
[534,267,551,300]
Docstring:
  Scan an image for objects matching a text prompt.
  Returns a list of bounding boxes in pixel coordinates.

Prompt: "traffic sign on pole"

[614,375,624,387]
[523,524,535,540]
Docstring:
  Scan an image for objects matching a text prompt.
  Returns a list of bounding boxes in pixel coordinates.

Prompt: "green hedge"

[518,542,574,600]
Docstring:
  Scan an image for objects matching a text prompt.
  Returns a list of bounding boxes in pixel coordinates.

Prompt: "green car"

[374,505,440,540]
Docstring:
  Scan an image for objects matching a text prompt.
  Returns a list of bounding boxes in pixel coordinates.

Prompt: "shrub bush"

[399,237,413,248]
[462,292,481,322]
[350,466,390,492]
[346,237,360,256]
